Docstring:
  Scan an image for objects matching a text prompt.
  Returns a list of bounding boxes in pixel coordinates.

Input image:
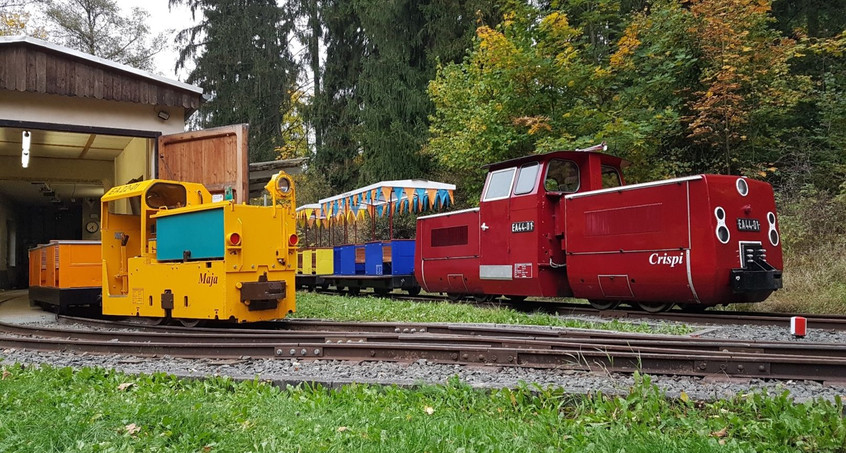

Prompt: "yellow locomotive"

[99,172,297,325]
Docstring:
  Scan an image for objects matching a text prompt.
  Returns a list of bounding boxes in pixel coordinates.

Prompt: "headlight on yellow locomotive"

[265,172,296,205]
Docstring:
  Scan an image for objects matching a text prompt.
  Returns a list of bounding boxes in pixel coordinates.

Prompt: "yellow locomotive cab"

[100,174,297,323]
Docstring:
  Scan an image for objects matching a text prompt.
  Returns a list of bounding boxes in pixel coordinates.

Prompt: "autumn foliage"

[428,0,845,193]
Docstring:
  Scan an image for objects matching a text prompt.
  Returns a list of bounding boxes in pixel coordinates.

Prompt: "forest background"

[2,0,845,311]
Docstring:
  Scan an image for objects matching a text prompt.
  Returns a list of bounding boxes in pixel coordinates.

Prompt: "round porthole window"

[736,178,749,197]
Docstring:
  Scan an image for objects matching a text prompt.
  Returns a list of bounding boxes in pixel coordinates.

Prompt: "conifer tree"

[171,0,297,162]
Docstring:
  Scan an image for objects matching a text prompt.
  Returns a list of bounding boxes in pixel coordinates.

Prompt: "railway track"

[338,290,846,331]
[1,317,844,384]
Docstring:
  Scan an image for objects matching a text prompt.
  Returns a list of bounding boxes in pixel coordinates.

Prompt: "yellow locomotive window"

[145,183,187,210]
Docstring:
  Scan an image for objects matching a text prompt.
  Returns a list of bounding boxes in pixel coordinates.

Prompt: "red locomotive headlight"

[228,232,242,246]
[288,234,299,246]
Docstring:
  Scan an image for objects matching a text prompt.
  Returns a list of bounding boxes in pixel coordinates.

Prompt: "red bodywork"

[415,150,783,307]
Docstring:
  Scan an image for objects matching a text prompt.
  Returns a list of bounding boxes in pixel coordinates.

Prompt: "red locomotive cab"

[416,149,628,300]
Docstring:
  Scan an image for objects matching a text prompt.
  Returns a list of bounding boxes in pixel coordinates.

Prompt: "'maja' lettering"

[199,272,218,287]
[648,252,685,268]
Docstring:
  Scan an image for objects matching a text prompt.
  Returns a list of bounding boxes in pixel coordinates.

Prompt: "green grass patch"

[291,291,691,335]
[737,240,846,314]
[0,365,844,452]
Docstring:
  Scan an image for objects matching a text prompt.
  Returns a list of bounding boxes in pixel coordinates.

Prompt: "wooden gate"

[157,124,249,204]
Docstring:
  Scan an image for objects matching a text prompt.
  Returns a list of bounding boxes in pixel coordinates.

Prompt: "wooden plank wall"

[0,44,201,109]
[158,125,249,204]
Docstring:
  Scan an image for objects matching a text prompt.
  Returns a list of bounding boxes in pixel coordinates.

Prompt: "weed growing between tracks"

[0,365,844,452]
[291,292,691,335]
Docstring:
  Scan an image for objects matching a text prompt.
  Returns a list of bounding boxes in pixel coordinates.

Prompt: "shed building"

[0,36,203,290]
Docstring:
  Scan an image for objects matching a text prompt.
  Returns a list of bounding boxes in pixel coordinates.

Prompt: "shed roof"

[0,35,203,112]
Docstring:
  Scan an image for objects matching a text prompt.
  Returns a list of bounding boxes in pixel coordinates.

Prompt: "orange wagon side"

[28,240,102,313]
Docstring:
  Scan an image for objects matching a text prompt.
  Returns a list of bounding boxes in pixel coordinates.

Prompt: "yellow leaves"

[337,426,349,432]
[1,368,9,380]
[476,25,518,68]
[424,406,435,415]
[117,382,134,391]
[124,423,141,436]
[502,11,516,28]
[513,116,552,135]
[679,391,689,403]
[610,20,645,69]
[540,11,576,40]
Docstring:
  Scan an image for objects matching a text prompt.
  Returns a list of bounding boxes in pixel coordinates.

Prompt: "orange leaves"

[684,0,801,172]
[513,116,552,135]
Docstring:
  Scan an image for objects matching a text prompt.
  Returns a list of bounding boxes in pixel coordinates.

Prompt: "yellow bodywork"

[314,247,334,275]
[100,174,297,322]
[300,249,314,274]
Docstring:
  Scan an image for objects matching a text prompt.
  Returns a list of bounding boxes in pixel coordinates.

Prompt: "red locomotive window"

[544,160,579,193]
[431,226,468,247]
[601,165,622,188]
[483,168,516,201]
[513,162,540,195]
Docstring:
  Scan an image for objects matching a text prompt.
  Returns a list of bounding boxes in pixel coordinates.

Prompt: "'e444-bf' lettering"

[511,221,534,233]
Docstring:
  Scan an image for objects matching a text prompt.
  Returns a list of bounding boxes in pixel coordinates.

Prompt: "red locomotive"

[415,147,783,312]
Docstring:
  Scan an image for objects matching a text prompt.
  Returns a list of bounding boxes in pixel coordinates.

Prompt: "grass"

[738,240,846,315]
[0,365,844,452]
[290,291,692,335]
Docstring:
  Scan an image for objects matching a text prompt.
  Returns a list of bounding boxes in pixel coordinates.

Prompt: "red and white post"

[790,316,807,338]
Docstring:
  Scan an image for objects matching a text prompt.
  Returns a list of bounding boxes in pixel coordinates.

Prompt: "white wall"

[0,90,187,135]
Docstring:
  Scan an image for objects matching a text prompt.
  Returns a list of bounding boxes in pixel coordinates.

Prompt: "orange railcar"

[28,240,102,313]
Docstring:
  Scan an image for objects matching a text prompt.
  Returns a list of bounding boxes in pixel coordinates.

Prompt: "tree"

[276,89,311,159]
[686,0,806,175]
[428,5,602,194]
[290,0,322,151]
[309,0,365,192]
[172,0,298,162]
[38,0,165,71]
[355,0,433,183]
[2,1,46,37]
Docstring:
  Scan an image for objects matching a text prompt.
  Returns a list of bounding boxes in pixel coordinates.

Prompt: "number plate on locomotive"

[736,218,760,232]
[511,221,534,233]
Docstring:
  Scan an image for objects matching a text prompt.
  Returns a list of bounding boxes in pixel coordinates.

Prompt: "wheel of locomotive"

[588,299,621,310]
[305,285,316,292]
[447,293,464,302]
[177,318,202,328]
[406,287,421,296]
[347,286,361,296]
[505,295,527,303]
[679,304,709,313]
[373,287,390,297]
[474,294,497,302]
[636,301,675,313]
[145,317,167,326]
